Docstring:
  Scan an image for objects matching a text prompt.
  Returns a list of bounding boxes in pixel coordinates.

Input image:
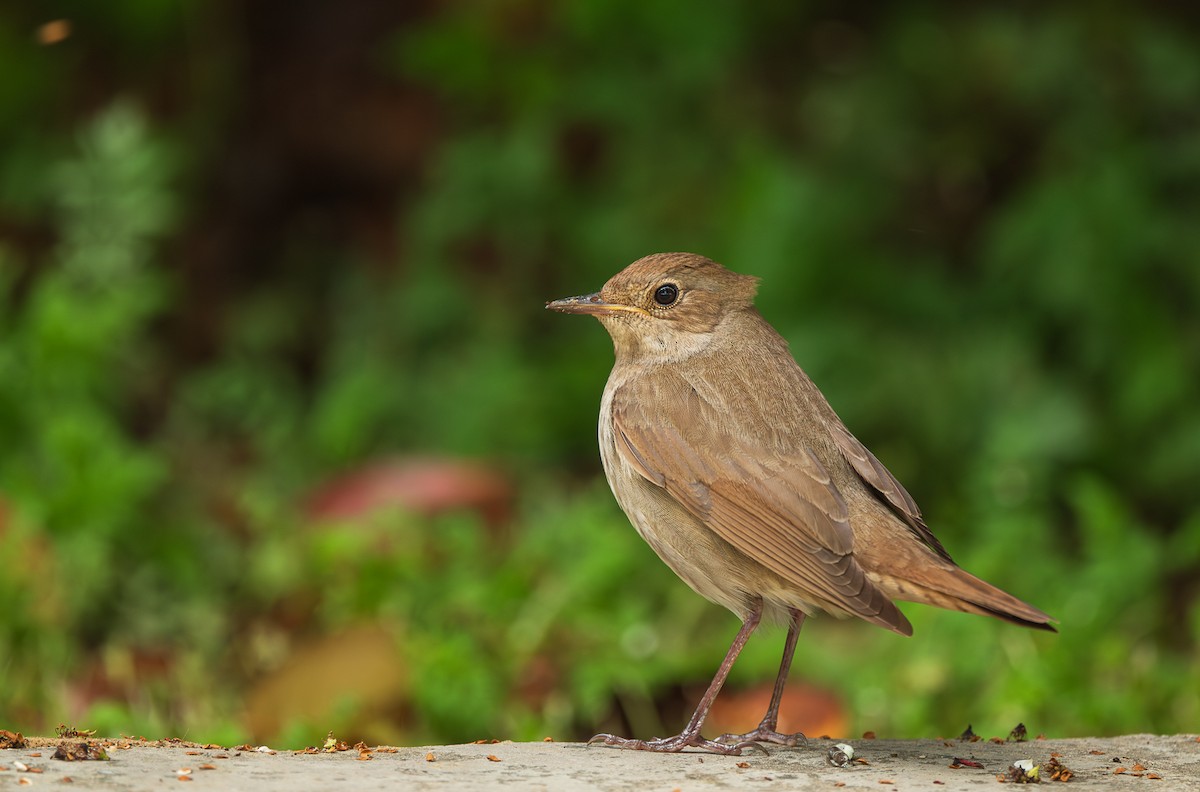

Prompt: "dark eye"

[653,283,679,306]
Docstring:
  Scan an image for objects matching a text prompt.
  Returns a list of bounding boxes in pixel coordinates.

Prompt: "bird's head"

[546,252,759,363]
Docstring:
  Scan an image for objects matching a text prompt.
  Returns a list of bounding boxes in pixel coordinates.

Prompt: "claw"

[588,731,757,755]
[716,728,807,748]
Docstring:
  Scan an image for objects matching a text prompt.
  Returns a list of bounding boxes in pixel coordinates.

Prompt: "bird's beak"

[545,292,647,317]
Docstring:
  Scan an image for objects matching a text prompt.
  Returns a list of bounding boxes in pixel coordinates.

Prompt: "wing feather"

[612,379,906,631]
[828,422,953,562]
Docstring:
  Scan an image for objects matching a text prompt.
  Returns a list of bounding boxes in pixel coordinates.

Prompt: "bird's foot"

[716,726,806,748]
[588,731,767,755]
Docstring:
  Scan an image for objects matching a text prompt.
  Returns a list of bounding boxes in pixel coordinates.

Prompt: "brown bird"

[546,252,1054,755]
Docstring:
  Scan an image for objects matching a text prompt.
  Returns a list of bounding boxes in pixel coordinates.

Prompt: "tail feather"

[872,567,1057,632]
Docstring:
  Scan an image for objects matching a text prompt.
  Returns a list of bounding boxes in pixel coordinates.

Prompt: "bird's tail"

[873,566,1056,632]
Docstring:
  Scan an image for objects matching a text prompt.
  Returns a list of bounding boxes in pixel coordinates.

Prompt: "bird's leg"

[717,608,808,747]
[589,601,768,755]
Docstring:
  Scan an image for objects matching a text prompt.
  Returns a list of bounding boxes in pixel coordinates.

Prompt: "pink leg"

[589,601,768,755]
[717,608,807,747]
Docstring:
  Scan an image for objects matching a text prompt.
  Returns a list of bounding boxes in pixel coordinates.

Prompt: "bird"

[546,252,1054,755]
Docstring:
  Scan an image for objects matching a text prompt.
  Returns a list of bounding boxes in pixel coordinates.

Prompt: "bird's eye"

[653,283,679,306]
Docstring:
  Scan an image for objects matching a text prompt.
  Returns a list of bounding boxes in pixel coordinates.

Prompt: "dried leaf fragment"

[51,742,108,762]
[0,732,27,750]
[54,725,96,740]
[1045,756,1073,782]
[1002,759,1039,783]
[323,733,349,753]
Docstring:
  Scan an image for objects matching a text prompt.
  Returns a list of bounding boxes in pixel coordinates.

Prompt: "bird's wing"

[611,378,909,633]
[828,422,953,562]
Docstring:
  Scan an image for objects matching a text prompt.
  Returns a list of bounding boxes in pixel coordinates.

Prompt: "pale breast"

[597,372,769,620]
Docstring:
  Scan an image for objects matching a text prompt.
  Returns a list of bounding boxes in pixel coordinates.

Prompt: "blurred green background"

[1,1,1197,748]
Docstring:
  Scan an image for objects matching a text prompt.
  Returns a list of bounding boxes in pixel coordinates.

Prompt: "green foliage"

[0,104,173,717]
[0,2,1197,746]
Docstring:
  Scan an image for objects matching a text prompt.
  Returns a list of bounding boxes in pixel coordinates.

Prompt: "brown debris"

[0,730,27,749]
[52,741,109,761]
[322,732,350,753]
[54,725,96,740]
[1044,756,1073,782]
[999,763,1038,784]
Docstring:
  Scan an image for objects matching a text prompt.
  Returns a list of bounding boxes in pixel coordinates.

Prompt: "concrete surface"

[4,734,1198,790]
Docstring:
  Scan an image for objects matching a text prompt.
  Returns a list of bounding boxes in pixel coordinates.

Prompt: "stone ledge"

[4,734,1197,790]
